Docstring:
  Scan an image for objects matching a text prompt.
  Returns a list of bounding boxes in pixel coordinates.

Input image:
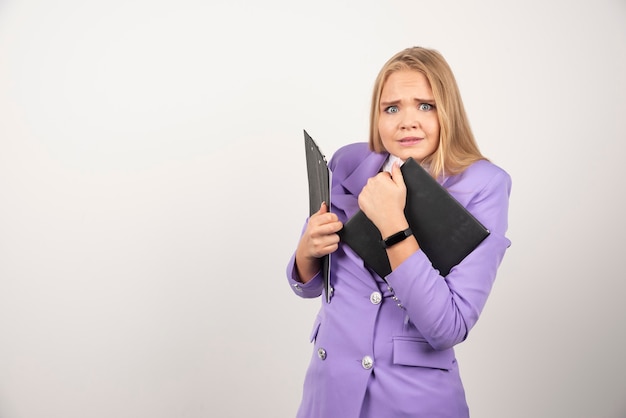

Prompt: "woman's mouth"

[399,137,423,146]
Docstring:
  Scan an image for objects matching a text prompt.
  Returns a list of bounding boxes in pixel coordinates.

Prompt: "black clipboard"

[339,157,490,278]
[304,130,332,302]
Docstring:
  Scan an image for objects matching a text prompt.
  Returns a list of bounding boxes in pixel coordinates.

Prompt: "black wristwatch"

[381,228,413,249]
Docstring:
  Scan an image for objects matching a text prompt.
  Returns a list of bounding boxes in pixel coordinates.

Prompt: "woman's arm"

[286,202,343,298]
[294,202,343,283]
[385,167,512,350]
[358,162,419,270]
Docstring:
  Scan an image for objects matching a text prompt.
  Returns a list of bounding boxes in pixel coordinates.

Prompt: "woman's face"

[378,70,440,162]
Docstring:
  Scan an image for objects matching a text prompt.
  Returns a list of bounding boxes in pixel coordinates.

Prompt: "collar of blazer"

[331,151,388,222]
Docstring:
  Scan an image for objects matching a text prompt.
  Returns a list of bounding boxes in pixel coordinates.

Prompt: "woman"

[286,46,511,418]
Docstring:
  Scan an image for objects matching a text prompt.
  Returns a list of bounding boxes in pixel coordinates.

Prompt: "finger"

[318,201,328,215]
[313,220,343,237]
[313,243,338,258]
[375,171,392,181]
[310,202,335,225]
[318,234,340,250]
[327,220,343,233]
[391,161,405,186]
[321,242,339,255]
[311,234,340,257]
[312,211,339,227]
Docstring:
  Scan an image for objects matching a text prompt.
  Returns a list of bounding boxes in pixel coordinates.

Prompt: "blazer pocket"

[392,336,455,371]
[309,315,322,343]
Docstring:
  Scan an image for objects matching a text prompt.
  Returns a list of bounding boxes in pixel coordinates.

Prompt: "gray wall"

[1,0,625,417]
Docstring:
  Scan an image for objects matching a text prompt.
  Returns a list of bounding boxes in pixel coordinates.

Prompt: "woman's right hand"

[294,202,343,283]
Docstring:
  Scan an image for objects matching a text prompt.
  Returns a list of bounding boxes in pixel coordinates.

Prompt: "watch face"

[382,228,413,249]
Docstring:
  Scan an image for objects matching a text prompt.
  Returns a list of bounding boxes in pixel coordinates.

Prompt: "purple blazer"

[287,143,511,418]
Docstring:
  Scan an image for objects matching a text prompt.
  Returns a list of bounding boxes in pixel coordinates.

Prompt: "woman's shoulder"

[332,142,371,160]
[463,159,510,181]
[448,159,512,196]
[328,142,371,171]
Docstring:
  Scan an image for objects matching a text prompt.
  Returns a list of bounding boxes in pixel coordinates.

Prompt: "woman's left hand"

[358,161,409,237]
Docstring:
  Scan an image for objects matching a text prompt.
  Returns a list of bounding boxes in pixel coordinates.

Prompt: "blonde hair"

[369,47,485,178]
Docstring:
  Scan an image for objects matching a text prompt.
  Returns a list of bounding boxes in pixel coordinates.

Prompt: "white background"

[1,1,625,417]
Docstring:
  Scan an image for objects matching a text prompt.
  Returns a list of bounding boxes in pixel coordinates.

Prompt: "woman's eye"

[419,103,434,111]
[385,105,399,114]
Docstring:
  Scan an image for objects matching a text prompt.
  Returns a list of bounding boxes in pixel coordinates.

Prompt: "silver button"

[292,283,303,293]
[369,291,382,305]
[361,355,373,370]
[318,348,327,360]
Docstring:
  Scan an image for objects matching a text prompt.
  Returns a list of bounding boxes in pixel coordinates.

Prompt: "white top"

[381,154,404,173]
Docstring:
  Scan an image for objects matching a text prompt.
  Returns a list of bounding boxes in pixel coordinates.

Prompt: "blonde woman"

[288,46,511,418]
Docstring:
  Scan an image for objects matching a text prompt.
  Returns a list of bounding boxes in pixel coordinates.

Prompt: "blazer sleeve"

[285,220,325,299]
[385,166,512,350]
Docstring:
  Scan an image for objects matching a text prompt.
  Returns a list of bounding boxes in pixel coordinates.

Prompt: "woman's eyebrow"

[380,99,400,106]
[413,97,435,103]
[380,97,435,106]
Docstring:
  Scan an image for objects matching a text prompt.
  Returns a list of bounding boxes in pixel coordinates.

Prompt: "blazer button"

[369,291,382,305]
[361,355,373,370]
[317,348,327,360]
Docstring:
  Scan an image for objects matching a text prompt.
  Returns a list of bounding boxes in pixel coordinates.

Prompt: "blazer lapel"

[331,152,388,222]
[329,151,389,286]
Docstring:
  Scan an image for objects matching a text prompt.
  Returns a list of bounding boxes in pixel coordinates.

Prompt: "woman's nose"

[400,109,420,129]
